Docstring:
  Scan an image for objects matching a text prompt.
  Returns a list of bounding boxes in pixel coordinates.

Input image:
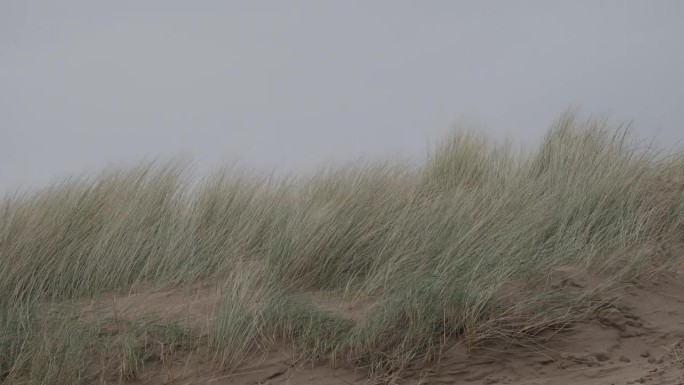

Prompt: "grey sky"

[2,1,683,192]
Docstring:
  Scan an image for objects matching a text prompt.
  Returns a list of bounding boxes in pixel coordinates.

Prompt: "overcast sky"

[2,1,683,192]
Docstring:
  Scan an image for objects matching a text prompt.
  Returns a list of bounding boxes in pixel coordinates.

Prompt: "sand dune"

[81,263,684,385]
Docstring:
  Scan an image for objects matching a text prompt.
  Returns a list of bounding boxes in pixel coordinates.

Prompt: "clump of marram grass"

[423,126,518,191]
[208,263,354,370]
[1,111,683,384]
[0,304,97,385]
[208,263,273,371]
[107,317,198,381]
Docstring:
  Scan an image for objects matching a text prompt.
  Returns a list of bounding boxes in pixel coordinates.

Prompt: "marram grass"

[1,112,683,383]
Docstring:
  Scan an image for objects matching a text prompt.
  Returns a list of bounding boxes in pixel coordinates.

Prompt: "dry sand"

[83,264,684,385]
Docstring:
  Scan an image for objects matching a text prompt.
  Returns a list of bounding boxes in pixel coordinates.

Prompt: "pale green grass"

[1,111,683,383]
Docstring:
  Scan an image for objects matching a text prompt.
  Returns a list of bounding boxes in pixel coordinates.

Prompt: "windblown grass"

[1,111,683,383]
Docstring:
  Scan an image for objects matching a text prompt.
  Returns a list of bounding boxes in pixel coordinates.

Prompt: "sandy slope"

[85,265,684,385]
